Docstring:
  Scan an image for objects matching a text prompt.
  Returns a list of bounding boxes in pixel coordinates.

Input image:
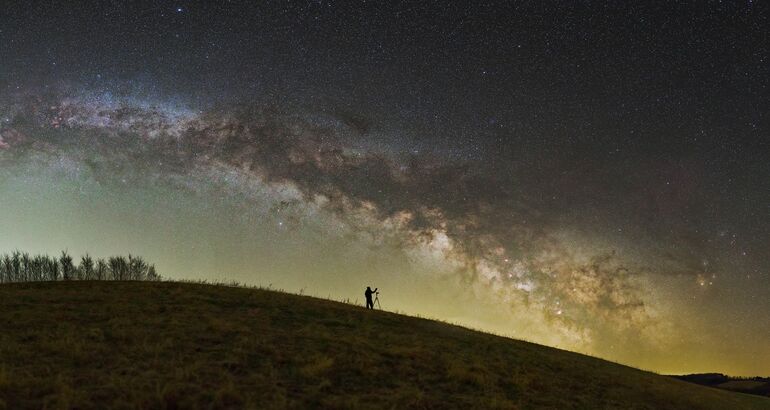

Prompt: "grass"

[0,281,767,409]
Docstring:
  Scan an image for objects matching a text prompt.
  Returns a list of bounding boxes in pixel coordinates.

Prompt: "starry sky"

[0,1,768,376]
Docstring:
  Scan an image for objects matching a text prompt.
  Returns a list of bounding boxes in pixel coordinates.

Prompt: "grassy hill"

[0,282,767,409]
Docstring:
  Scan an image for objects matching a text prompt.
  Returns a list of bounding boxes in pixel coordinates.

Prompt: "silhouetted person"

[365,286,378,309]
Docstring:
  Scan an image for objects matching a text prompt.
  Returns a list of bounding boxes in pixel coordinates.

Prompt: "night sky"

[0,1,768,376]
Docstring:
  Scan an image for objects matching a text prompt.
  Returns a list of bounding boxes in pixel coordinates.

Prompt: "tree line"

[0,251,160,283]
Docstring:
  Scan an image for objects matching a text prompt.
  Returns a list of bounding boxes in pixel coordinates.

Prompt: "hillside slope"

[0,281,766,409]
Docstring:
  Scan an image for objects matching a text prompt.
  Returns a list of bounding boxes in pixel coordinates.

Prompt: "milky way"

[0,82,766,375]
[1,1,768,375]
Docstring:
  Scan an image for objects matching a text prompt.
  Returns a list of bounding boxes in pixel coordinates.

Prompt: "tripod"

[374,291,381,309]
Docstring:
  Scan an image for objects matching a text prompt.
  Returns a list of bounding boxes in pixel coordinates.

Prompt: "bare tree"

[20,253,30,282]
[59,251,75,281]
[44,257,59,281]
[95,258,107,280]
[79,254,95,280]
[11,251,21,283]
[147,265,160,281]
[31,255,46,281]
[108,256,128,281]
[0,255,10,283]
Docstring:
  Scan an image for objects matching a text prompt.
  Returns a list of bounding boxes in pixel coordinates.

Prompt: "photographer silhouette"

[364,286,378,309]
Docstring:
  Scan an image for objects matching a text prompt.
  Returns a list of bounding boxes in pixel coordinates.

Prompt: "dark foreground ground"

[672,373,770,399]
[0,282,767,409]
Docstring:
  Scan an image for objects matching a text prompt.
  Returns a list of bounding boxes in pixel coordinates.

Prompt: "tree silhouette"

[109,256,128,281]
[95,258,108,280]
[60,251,75,281]
[79,254,94,280]
[0,251,161,283]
